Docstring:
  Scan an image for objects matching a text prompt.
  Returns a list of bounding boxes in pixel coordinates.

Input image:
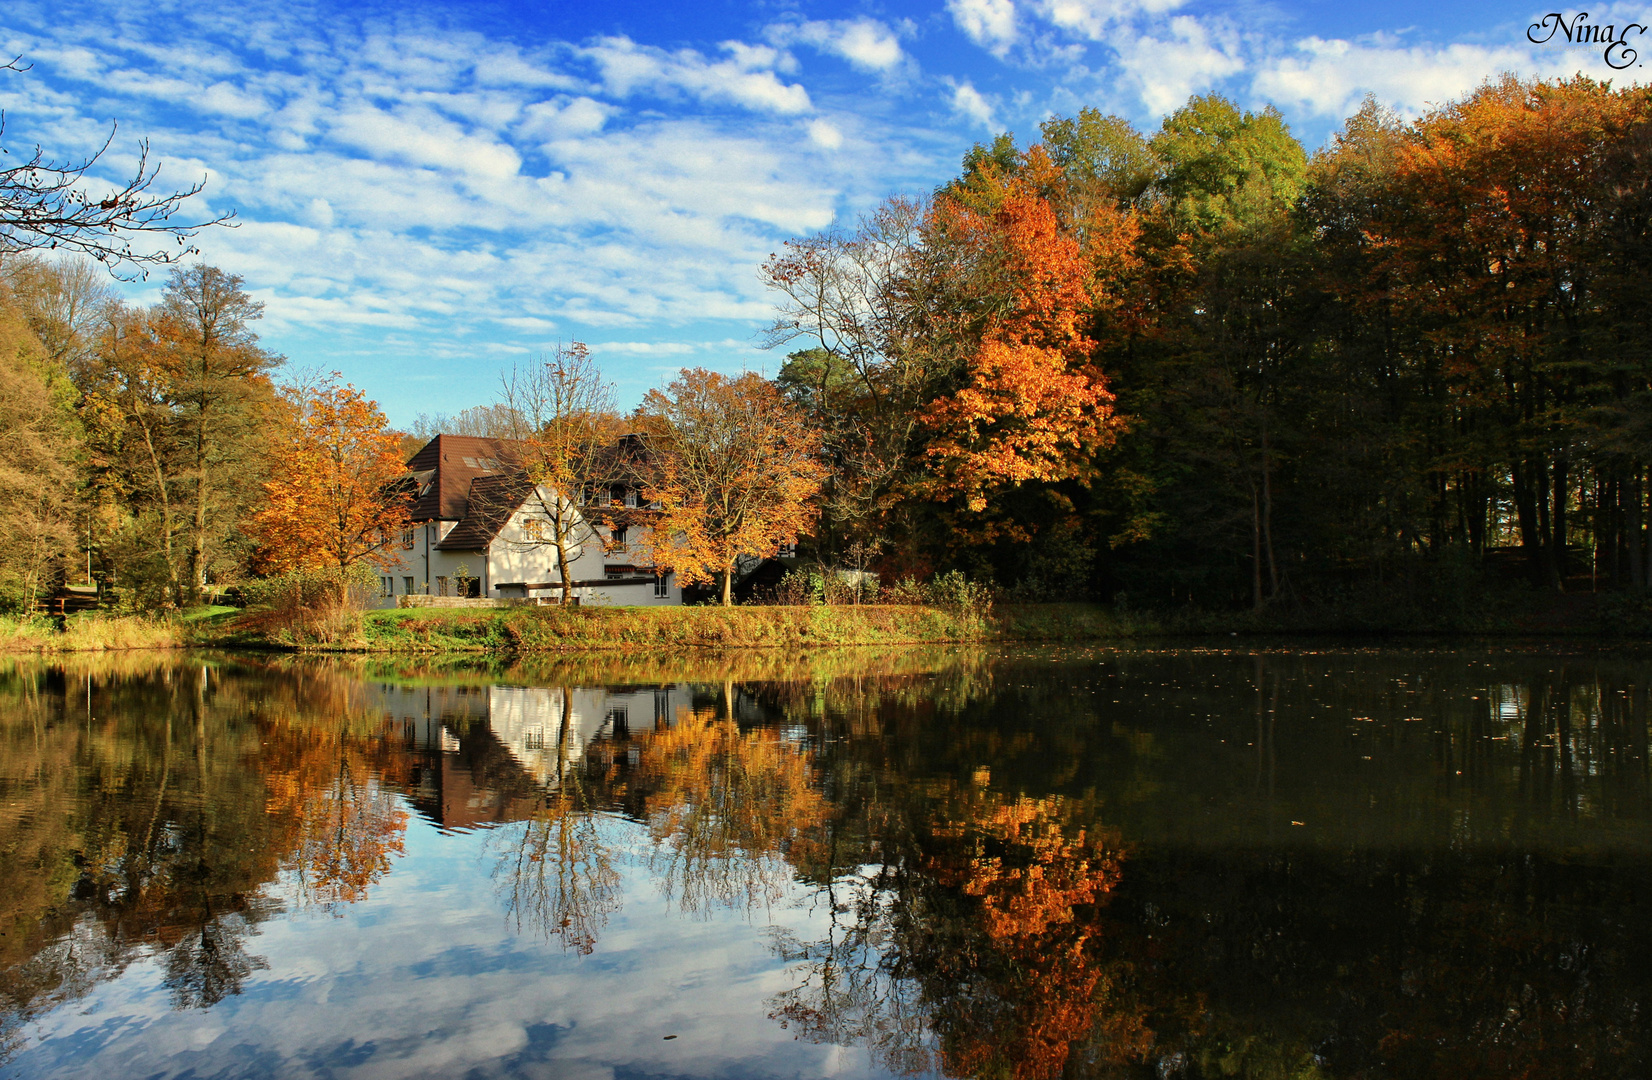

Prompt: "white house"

[372,434,681,608]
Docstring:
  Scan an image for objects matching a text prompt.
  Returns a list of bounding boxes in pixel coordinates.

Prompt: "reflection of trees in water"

[0,658,412,1060]
[5,650,1651,1078]
[770,788,1139,1080]
[766,651,1652,1080]
[272,752,408,914]
[493,688,621,954]
[631,699,828,916]
[162,912,269,1010]
[491,692,832,953]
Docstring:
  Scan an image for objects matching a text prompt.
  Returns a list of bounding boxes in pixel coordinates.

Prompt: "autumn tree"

[248,373,410,575]
[156,265,282,602]
[920,149,1129,522]
[79,302,193,605]
[493,342,624,605]
[762,199,939,553]
[0,296,77,611]
[636,369,826,605]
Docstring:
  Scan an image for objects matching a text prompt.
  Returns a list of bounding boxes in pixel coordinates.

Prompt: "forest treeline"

[4,74,1651,616]
[0,258,283,612]
[764,75,1652,610]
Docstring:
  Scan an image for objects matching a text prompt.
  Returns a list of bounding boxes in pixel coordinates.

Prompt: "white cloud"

[591,340,701,355]
[328,106,524,181]
[1112,15,1246,115]
[807,118,845,150]
[948,0,1019,55]
[582,36,812,115]
[516,96,614,140]
[768,18,908,73]
[1027,0,1189,40]
[1253,35,1588,120]
[949,80,997,129]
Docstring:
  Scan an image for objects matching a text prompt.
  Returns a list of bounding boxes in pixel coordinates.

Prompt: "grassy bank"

[198,593,1652,654]
[0,613,187,653]
[12,588,1650,655]
[246,602,1002,653]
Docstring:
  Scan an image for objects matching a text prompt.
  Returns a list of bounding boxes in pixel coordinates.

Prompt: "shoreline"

[4,598,1649,655]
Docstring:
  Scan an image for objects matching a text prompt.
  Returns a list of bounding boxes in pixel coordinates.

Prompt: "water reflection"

[0,646,1649,1078]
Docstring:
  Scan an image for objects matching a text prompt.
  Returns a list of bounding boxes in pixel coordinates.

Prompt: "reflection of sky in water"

[10,812,899,1080]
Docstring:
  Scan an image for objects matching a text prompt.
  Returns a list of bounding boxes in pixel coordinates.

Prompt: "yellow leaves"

[248,373,410,573]
[638,370,826,599]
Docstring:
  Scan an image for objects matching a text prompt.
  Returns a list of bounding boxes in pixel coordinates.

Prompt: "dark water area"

[2,644,1650,1079]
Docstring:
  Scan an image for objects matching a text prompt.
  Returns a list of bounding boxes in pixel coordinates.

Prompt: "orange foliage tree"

[921,152,1130,517]
[249,373,411,574]
[636,369,826,605]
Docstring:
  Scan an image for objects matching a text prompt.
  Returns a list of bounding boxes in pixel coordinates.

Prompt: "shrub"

[244,564,378,645]
[925,570,994,615]
[882,577,928,605]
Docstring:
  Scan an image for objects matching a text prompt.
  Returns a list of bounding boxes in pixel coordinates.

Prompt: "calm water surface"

[2,645,1650,1079]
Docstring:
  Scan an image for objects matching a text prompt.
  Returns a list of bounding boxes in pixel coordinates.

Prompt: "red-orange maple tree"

[922,150,1130,514]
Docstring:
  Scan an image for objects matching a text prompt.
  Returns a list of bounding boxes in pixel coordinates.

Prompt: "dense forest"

[764,75,1652,613]
[3,74,1651,618]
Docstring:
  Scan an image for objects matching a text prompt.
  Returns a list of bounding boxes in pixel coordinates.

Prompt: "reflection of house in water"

[364,682,698,831]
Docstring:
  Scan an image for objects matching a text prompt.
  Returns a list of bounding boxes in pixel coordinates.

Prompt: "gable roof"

[436,472,538,551]
[405,435,522,521]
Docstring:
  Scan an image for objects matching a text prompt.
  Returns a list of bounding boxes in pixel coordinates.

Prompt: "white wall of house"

[368,486,681,608]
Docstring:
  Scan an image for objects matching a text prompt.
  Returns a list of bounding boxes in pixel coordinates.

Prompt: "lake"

[2,644,1649,1079]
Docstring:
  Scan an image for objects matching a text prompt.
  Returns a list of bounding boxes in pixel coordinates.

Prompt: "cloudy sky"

[2,0,1645,423]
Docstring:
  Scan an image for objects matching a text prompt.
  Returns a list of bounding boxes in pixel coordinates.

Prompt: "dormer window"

[624,490,638,508]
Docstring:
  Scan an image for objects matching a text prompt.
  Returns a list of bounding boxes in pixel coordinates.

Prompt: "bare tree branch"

[0,58,235,280]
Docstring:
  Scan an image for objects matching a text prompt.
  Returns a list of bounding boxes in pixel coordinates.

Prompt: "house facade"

[372,434,680,608]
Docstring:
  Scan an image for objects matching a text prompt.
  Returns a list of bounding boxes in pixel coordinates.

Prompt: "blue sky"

[3,0,1646,424]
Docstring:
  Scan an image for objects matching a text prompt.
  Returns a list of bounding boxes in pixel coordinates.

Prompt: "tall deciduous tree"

[921,150,1128,520]
[636,369,826,606]
[156,265,281,603]
[0,299,77,611]
[248,374,410,574]
[494,342,624,606]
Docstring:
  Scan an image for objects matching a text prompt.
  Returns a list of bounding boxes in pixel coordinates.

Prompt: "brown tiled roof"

[436,472,538,551]
[405,435,523,521]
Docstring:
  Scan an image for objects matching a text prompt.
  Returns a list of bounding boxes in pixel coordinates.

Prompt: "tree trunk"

[189,388,209,607]
[556,540,574,606]
[1625,475,1638,591]
[1511,460,1547,587]
[1260,425,1279,602]
[721,567,733,607]
[1250,483,1264,612]
[1550,456,1569,592]
[137,414,179,607]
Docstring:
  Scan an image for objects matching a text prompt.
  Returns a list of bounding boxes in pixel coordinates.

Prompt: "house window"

[523,518,545,542]
[624,489,638,508]
[401,528,415,550]
[404,576,415,594]
[437,576,449,597]
[654,573,670,599]
[610,526,628,553]
[381,577,394,597]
